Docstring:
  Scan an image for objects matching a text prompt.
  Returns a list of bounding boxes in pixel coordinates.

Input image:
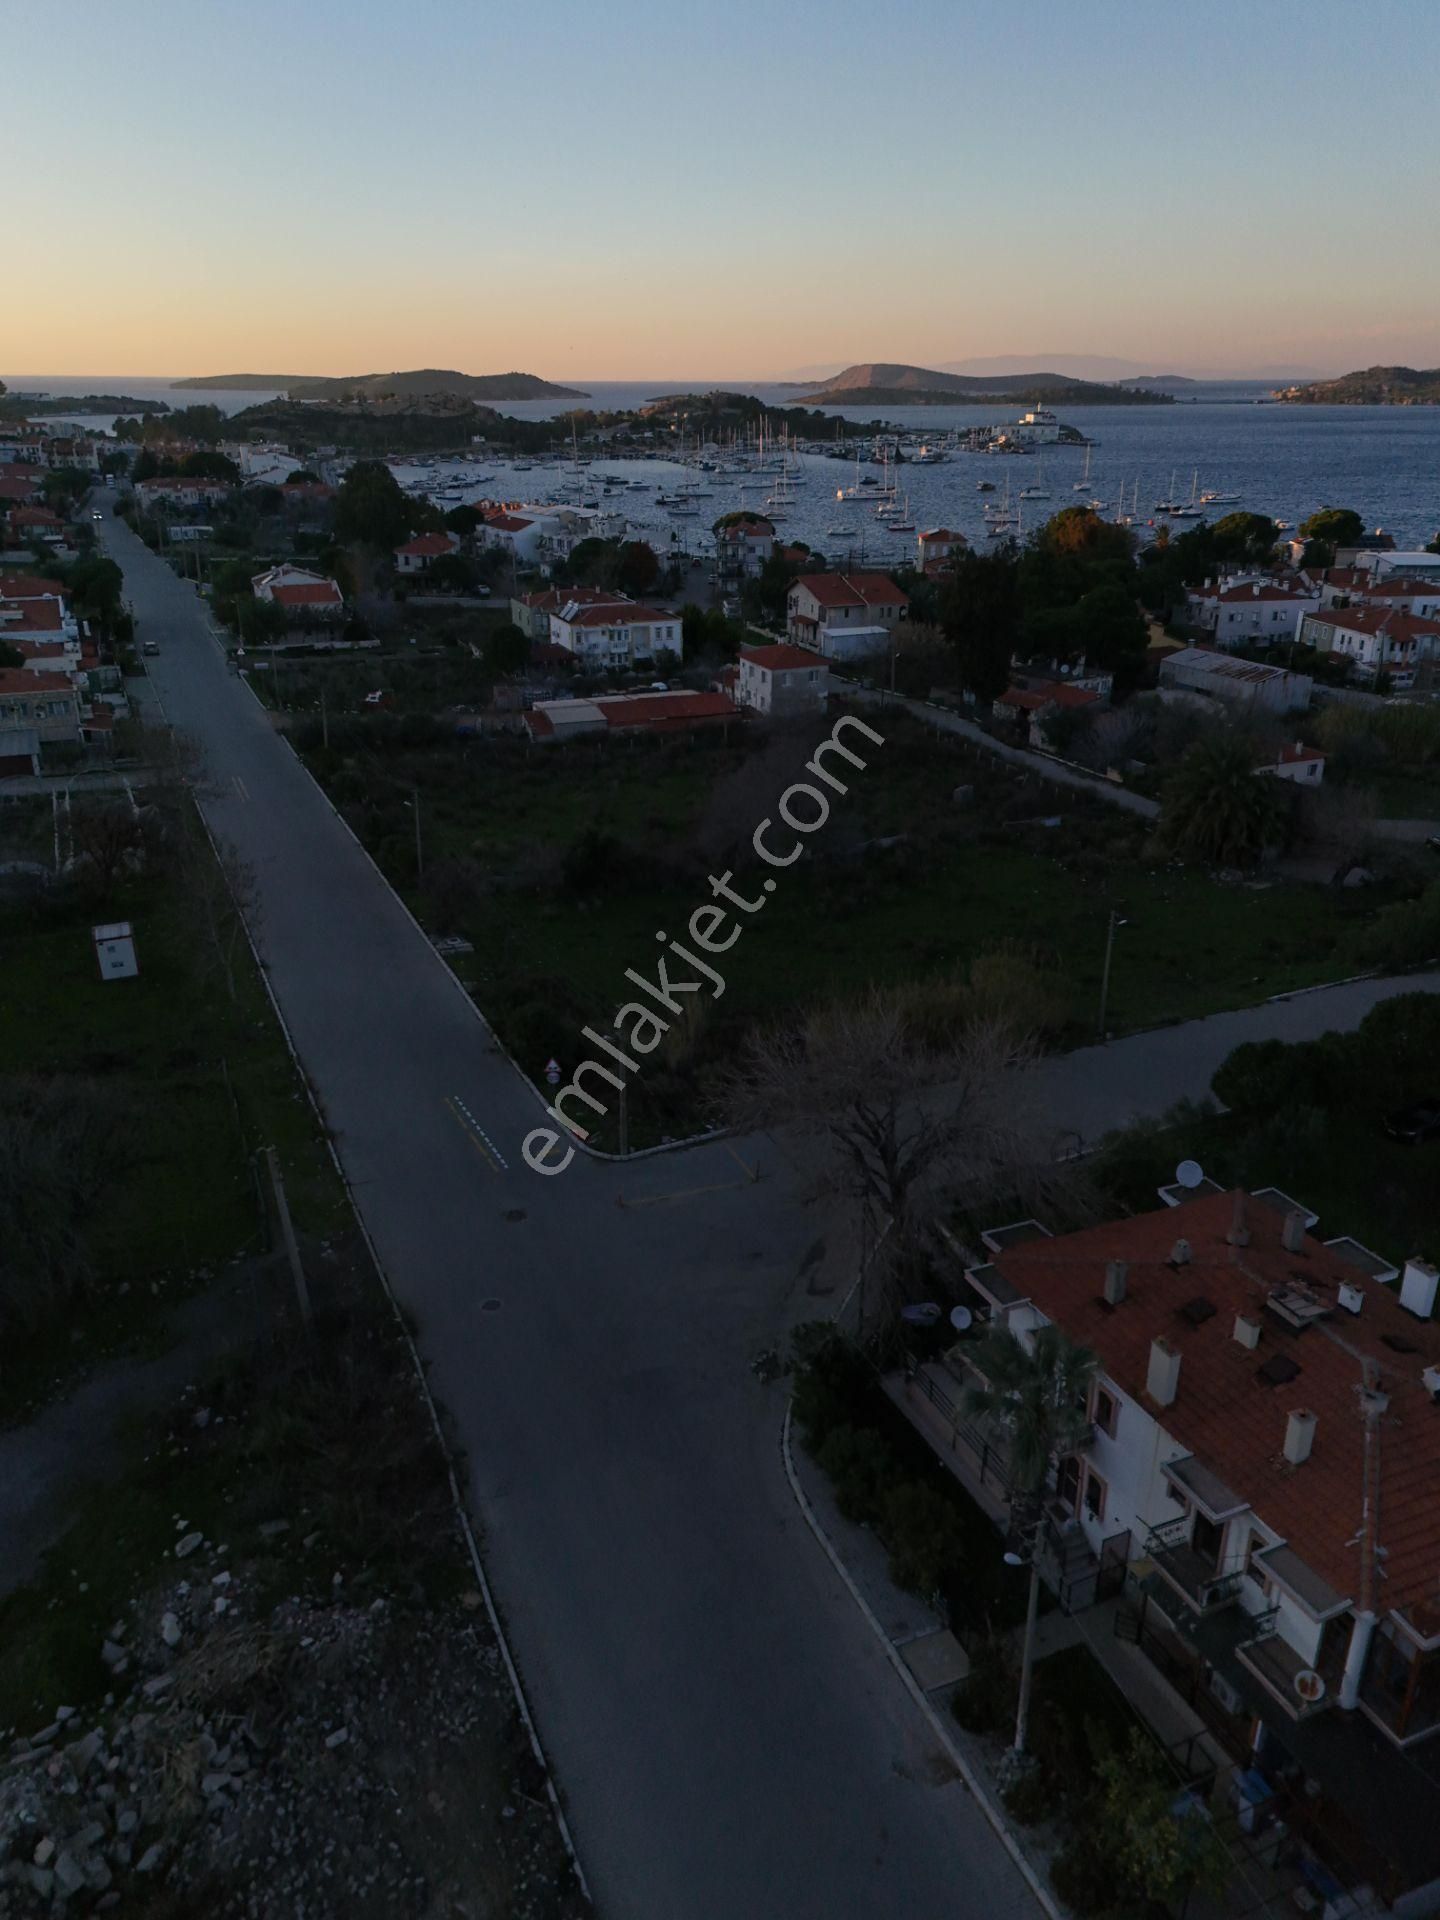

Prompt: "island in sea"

[786,361,1172,407]
[1277,365,1440,405]
[175,367,590,402]
[0,390,170,417]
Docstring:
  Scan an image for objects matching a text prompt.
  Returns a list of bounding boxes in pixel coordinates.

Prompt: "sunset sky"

[6,0,1439,381]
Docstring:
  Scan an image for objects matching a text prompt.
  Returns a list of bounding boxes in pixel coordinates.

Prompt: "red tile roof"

[519,586,629,614]
[1274,743,1325,766]
[994,1191,1440,1624]
[556,603,673,628]
[791,571,909,611]
[741,643,822,673]
[919,528,965,544]
[1192,579,1315,605]
[0,598,64,634]
[1308,606,1440,643]
[7,507,63,527]
[396,532,458,558]
[270,582,344,609]
[0,573,67,601]
[482,513,534,535]
[997,682,1099,712]
[0,669,74,695]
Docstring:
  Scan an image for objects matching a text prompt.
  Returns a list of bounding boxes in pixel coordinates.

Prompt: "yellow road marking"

[726,1145,760,1183]
[620,1177,753,1208]
[444,1096,501,1175]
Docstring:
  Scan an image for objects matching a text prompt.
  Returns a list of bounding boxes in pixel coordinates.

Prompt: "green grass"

[0,851,348,1418]
[300,716,1397,1144]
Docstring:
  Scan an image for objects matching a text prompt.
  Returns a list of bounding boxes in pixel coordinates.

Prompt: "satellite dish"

[1176,1160,1205,1190]
[950,1305,974,1333]
[1294,1669,1325,1704]
[900,1303,942,1327]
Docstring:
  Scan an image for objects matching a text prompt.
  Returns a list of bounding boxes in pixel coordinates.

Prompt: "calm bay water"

[8,373,1438,552]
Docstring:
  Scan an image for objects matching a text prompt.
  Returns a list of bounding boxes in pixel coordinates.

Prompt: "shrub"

[1003,1765,1054,1827]
[1049,1830,1114,1918]
[951,1634,1016,1736]
[1354,881,1440,970]
[880,1480,971,1596]
[816,1424,897,1526]
[789,1330,874,1444]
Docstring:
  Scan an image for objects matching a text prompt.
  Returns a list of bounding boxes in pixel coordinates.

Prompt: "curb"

[191,797,593,1908]
[780,1401,1062,1920]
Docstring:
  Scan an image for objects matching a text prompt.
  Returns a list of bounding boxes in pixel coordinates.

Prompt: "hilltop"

[1278,365,1440,405]
[174,368,589,401]
[790,362,1170,406]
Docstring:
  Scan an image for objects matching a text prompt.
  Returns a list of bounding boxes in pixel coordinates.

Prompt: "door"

[1056,1455,1082,1516]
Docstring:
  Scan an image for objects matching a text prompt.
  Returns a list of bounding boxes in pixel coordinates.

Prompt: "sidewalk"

[786,1418,1066,1920]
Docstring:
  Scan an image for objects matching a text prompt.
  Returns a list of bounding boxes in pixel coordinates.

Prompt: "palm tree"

[963,1323,1097,1756]
[1159,732,1289,868]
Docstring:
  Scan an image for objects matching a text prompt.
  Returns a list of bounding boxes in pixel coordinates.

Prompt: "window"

[1092,1385,1118,1437]
[1083,1468,1106,1524]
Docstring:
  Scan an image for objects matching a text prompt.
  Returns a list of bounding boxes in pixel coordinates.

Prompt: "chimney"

[1284,1408,1317,1466]
[1337,1281,1365,1315]
[1169,1238,1192,1267]
[1400,1258,1439,1320]
[1103,1259,1128,1306]
[1282,1209,1308,1254]
[1227,1192,1250,1248]
[1147,1337,1181,1407]
[1233,1313,1262,1349]
[1422,1365,1440,1402]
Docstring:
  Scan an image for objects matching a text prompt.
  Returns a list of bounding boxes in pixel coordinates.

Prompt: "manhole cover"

[480,1298,502,1313]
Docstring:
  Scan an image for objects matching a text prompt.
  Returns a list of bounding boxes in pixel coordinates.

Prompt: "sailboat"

[1169,470,1203,520]
[886,494,915,532]
[1073,445,1094,493]
[1019,457,1051,501]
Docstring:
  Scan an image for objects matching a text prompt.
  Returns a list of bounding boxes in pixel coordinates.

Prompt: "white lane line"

[453,1093,510,1171]
[232,775,251,802]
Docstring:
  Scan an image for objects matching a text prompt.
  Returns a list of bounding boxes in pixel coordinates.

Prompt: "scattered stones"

[160,1611,182,1647]
[54,1848,87,1896]
[174,1531,203,1559]
[257,1520,289,1540]
[31,1838,54,1868]
[135,1843,164,1874]
[323,1727,349,1750]
[116,1808,138,1836]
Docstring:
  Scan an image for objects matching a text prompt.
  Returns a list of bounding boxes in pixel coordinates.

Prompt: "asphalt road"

[94,499,1440,1916]
[96,501,1047,1920]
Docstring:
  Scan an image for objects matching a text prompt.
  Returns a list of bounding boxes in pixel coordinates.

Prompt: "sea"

[7,373,1438,556]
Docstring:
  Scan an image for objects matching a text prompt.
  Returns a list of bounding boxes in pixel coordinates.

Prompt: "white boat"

[1168,471,1203,520]
[1073,445,1094,493]
[1199,488,1240,507]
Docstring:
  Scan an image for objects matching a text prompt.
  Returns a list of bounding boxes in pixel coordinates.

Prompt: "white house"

[917,527,967,574]
[394,531,460,575]
[1255,741,1325,784]
[251,563,345,618]
[714,516,776,589]
[786,572,909,652]
[1184,576,1321,647]
[736,642,828,717]
[890,1190,1440,1909]
[1298,607,1440,688]
[547,600,681,668]
[134,478,234,510]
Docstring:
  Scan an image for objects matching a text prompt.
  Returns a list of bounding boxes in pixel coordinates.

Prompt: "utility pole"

[264,1147,312,1328]
[1096,908,1126,1041]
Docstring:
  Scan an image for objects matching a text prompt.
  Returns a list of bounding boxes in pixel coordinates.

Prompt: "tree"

[444,503,481,537]
[286,468,320,485]
[938,546,1021,700]
[425,552,480,594]
[66,555,125,632]
[334,460,417,551]
[1299,505,1364,567]
[1159,733,1290,867]
[1091,1731,1231,1913]
[482,622,531,676]
[180,449,240,483]
[616,539,660,597]
[962,1322,1097,1506]
[722,993,1041,1292]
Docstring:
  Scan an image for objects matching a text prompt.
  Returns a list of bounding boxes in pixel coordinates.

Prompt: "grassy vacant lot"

[0,812,347,1418]
[295,709,1398,1145]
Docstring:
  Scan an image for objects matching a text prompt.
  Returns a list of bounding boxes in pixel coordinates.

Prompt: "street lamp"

[1096,909,1129,1042]
[1004,1507,1044,1759]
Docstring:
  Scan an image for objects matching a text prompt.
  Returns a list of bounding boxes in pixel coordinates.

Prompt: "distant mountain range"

[175,368,589,401]
[1278,365,1440,405]
[776,354,1330,383]
[787,362,1170,407]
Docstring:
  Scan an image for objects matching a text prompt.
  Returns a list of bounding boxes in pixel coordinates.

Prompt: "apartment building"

[892,1189,1440,1911]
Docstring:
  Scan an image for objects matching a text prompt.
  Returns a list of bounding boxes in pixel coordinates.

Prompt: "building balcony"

[1236,1619,1335,1721]
[1144,1518,1242,1614]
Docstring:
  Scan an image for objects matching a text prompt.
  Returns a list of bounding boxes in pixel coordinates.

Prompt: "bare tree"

[68,801,146,892]
[723,992,1076,1316]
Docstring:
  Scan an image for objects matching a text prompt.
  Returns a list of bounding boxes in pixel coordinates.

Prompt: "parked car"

[1384,1097,1440,1144]
[142,640,160,656]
